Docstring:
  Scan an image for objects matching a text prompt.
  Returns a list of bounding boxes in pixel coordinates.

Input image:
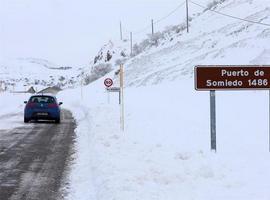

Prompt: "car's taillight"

[48,104,58,108]
[26,103,36,108]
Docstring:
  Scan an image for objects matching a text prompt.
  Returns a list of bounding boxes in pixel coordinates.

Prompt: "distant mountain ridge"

[17,57,73,70]
[0,57,80,91]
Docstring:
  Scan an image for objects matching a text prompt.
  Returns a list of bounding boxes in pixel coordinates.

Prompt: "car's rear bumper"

[25,109,60,120]
[30,113,59,120]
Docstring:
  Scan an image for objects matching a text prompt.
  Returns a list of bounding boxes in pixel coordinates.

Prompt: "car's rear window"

[29,96,55,104]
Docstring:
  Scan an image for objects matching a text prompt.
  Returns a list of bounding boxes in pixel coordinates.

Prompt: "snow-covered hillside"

[57,0,270,199]
[122,0,270,86]
[80,40,130,85]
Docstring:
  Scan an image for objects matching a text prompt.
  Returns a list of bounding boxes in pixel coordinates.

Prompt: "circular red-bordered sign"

[104,78,113,87]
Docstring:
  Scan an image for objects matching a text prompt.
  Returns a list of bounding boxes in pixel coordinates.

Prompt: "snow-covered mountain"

[0,57,82,91]
[0,40,130,91]
[0,41,127,91]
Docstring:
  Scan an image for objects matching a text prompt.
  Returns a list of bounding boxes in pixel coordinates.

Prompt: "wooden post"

[120,64,124,131]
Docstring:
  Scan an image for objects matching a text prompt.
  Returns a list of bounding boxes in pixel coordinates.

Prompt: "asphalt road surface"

[0,110,76,200]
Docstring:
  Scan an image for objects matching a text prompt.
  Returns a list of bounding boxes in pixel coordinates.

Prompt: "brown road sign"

[195,65,270,90]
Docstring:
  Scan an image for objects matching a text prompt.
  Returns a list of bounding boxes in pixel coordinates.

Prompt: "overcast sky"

[0,0,188,67]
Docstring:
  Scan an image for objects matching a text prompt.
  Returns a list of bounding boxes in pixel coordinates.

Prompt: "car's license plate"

[37,113,48,116]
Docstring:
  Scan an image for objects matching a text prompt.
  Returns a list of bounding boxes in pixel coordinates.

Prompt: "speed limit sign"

[104,78,113,87]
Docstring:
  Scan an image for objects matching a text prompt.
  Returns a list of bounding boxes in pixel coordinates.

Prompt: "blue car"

[24,94,63,123]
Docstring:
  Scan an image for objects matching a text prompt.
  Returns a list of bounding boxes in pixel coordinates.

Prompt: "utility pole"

[130,32,133,56]
[81,75,83,100]
[120,21,123,40]
[186,0,189,33]
[151,19,154,35]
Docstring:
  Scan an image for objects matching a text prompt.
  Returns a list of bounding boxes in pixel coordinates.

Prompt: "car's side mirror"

[24,101,27,104]
[59,102,63,105]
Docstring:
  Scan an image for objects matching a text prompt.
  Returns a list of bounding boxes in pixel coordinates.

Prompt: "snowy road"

[0,110,76,200]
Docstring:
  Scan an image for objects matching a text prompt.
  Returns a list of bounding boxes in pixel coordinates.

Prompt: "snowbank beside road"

[0,92,30,130]
[60,77,270,200]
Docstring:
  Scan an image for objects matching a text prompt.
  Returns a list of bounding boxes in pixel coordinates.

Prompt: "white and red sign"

[104,78,113,88]
[106,87,120,92]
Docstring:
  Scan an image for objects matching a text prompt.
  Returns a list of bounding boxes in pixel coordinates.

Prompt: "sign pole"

[269,90,270,152]
[210,90,216,152]
[107,90,110,104]
[119,90,121,105]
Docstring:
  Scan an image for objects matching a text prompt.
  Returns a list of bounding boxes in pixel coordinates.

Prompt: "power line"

[134,24,152,35]
[133,0,186,35]
[190,0,270,27]
[155,1,186,24]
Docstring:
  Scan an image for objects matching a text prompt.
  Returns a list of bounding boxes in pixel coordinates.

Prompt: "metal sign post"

[119,90,121,105]
[195,65,270,152]
[107,90,110,104]
[210,90,216,152]
[106,87,121,104]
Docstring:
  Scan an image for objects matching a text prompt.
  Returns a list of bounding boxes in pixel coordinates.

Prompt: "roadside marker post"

[120,64,125,132]
[195,65,270,152]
